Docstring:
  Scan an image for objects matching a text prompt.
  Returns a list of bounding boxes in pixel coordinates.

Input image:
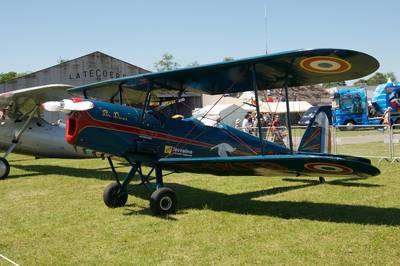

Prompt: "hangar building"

[0,51,149,92]
[0,51,202,118]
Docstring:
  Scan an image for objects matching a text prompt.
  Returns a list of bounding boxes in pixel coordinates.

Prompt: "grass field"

[1,154,400,265]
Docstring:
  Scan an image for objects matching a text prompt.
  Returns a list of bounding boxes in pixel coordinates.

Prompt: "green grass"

[336,142,391,158]
[1,154,400,265]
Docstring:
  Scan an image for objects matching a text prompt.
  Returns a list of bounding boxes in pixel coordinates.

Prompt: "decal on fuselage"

[102,109,128,121]
[102,109,112,118]
[164,145,193,157]
[210,143,236,157]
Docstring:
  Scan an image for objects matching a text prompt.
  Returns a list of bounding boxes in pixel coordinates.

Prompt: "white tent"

[239,91,255,101]
[192,104,249,127]
[202,94,255,111]
[201,95,311,114]
[260,101,312,114]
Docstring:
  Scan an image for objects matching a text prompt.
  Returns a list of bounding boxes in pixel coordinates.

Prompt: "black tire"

[150,187,177,215]
[103,182,128,208]
[344,121,355,131]
[319,176,326,184]
[0,158,10,180]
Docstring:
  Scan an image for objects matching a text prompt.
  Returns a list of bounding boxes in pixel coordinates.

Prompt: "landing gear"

[103,182,128,208]
[150,187,177,215]
[0,158,10,180]
[319,176,326,184]
[103,157,177,215]
[1,104,40,180]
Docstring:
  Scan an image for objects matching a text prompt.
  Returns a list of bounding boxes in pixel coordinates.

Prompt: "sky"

[1,0,399,80]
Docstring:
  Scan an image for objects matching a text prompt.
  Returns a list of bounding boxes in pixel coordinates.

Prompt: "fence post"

[332,125,337,154]
[390,124,394,160]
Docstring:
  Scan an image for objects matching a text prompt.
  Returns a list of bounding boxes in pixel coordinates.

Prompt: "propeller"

[42,99,94,113]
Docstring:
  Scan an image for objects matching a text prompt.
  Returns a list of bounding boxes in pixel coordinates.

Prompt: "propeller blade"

[42,101,64,112]
[42,99,94,113]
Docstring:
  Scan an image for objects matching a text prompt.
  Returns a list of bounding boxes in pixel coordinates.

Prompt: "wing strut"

[251,65,265,155]
[3,105,39,158]
[140,80,153,122]
[283,78,294,154]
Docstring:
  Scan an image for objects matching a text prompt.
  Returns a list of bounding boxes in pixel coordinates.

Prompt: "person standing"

[383,107,392,130]
[242,114,252,133]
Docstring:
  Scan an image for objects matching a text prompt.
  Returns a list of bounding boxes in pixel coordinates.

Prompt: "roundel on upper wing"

[304,162,354,174]
[299,56,351,74]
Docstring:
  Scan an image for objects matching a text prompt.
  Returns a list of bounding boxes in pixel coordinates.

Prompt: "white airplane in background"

[0,84,95,180]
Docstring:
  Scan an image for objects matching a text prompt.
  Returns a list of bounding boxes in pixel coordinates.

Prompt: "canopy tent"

[192,103,250,127]
[260,101,312,114]
[202,94,255,111]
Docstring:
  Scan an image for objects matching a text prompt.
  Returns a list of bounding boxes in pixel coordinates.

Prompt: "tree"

[57,57,69,64]
[153,53,180,71]
[321,81,346,88]
[386,72,397,82]
[0,71,32,83]
[0,72,17,83]
[186,61,200,67]
[366,72,387,85]
[353,79,367,86]
[223,56,234,62]
[353,72,397,86]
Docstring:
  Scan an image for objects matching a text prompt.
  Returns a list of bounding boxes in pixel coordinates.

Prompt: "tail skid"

[298,111,331,153]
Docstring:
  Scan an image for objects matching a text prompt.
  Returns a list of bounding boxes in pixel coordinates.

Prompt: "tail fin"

[298,111,331,153]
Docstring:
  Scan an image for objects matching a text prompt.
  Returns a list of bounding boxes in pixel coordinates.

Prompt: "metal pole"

[251,65,265,155]
[284,83,294,153]
[332,125,337,154]
[390,124,394,160]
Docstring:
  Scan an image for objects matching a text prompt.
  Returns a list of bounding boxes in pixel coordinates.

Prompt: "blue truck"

[332,82,400,129]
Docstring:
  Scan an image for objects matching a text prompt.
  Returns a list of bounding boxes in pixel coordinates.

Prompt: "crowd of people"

[235,111,287,145]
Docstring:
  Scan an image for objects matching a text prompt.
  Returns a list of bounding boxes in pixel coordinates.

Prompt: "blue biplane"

[44,48,380,215]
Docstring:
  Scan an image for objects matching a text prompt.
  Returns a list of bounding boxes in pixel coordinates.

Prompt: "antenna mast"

[264,4,268,54]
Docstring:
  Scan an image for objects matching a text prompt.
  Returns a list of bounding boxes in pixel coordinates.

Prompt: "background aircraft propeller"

[42,99,94,113]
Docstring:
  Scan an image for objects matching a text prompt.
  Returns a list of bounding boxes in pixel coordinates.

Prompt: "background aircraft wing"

[68,48,379,98]
[0,84,73,115]
[158,154,380,177]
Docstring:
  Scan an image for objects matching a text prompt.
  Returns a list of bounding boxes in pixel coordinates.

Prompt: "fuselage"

[65,100,290,164]
[0,117,92,158]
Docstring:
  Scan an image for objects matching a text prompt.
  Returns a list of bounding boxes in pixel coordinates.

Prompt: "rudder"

[298,111,331,153]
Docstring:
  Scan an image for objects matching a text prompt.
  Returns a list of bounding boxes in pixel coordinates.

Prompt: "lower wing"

[158,154,380,177]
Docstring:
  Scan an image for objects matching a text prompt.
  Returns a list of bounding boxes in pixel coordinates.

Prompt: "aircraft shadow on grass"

[10,163,398,226]
[9,162,125,180]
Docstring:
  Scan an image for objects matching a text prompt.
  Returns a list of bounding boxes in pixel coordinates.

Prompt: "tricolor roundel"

[304,162,354,174]
[300,56,351,74]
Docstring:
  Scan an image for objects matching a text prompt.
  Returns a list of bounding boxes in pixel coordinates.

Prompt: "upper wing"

[158,154,380,177]
[68,48,379,97]
[0,84,73,114]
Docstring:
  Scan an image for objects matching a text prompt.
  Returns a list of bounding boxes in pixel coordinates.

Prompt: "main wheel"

[0,158,10,180]
[150,187,177,215]
[103,182,128,208]
[319,176,326,184]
